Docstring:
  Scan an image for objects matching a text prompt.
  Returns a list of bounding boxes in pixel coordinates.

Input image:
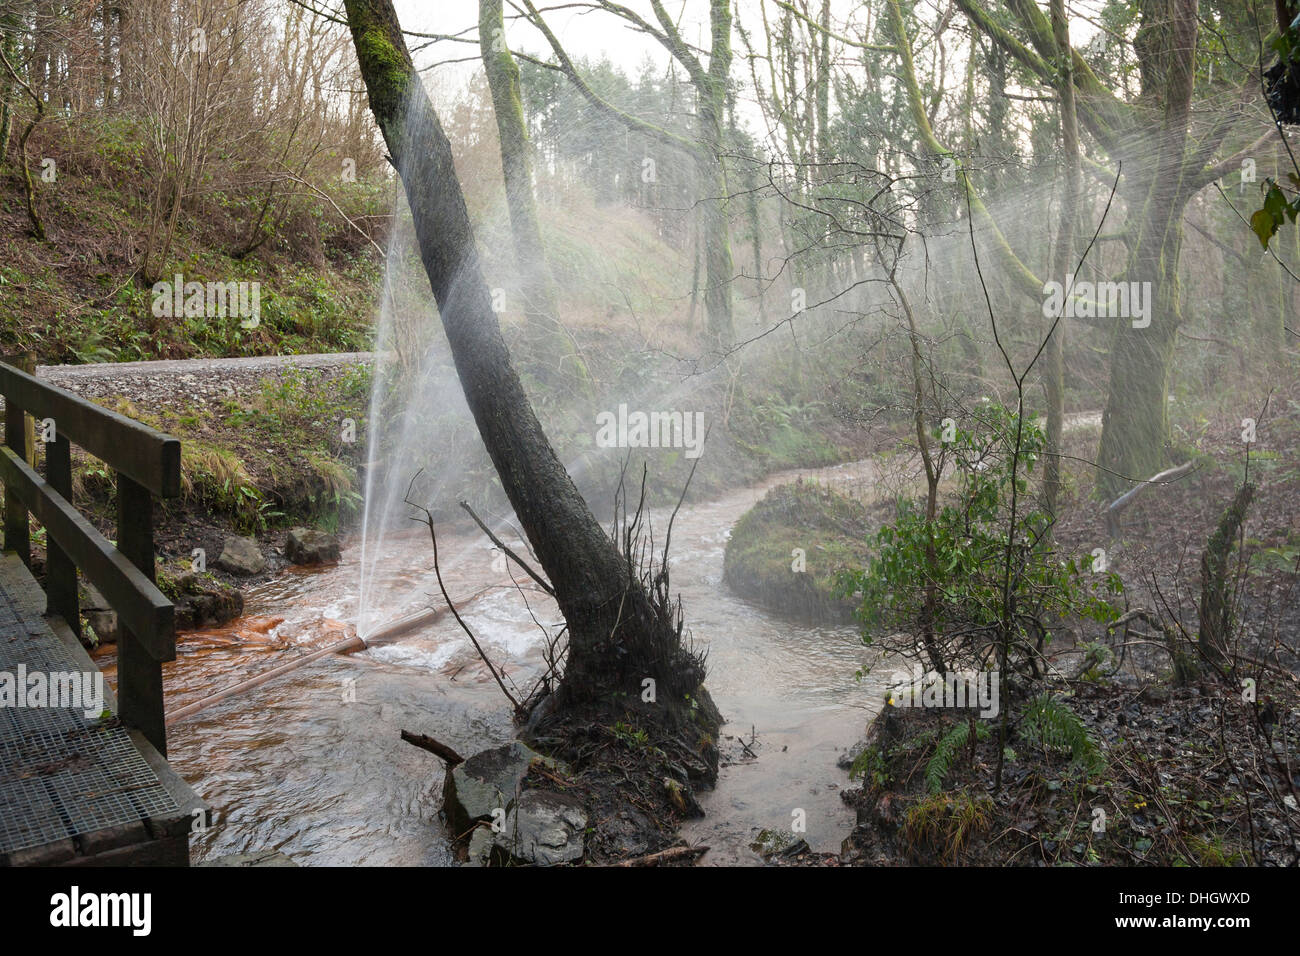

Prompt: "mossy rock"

[723,480,874,624]
[169,572,245,632]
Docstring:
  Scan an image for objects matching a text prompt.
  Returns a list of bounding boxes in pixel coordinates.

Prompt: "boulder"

[442,740,563,837]
[1140,684,1172,705]
[463,827,494,867]
[79,584,118,645]
[750,828,810,860]
[80,583,110,611]
[216,536,266,576]
[491,790,587,866]
[84,609,119,646]
[286,528,341,565]
[172,573,244,631]
[837,739,869,771]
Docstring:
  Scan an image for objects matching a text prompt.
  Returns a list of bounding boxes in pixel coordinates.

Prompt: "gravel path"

[35,352,374,409]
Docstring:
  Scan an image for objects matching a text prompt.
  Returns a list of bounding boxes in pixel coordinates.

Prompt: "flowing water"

[96,459,888,866]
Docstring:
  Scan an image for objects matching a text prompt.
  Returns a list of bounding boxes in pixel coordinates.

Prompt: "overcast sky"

[392,1,860,140]
[397,1,722,74]
[387,1,1102,143]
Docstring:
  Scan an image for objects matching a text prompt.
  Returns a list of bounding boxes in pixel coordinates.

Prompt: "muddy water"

[103,461,887,866]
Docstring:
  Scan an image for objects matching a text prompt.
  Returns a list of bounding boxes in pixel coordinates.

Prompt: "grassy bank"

[723,481,877,623]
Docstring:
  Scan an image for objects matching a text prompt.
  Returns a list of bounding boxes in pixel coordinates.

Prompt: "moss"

[348,4,413,156]
[723,480,874,623]
[356,25,410,102]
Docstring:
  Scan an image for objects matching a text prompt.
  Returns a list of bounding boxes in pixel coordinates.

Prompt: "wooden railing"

[0,356,180,756]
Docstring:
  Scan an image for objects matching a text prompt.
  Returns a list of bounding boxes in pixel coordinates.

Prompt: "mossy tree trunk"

[478,0,556,331]
[952,0,1246,499]
[1096,0,1200,495]
[695,0,735,342]
[1096,198,1187,493]
[0,15,18,162]
[341,0,704,712]
[1044,0,1080,520]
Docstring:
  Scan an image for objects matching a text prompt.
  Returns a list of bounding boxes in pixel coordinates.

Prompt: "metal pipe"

[163,587,495,725]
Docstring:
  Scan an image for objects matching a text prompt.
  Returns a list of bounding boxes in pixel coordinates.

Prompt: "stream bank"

[83,456,890,865]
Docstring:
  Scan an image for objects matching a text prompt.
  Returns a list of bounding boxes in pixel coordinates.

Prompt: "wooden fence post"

[17,352,35,468]
[44,430,78,636]
[117,474,166,756]
[3,385,29,567]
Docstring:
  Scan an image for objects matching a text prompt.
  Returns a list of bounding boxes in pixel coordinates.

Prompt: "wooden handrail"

[0,361,180,497]
[0,358,179,756]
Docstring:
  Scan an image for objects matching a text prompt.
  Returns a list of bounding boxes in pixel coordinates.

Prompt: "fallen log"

[1105,461,1193,536]
[611,844,709,867]
[400,730,464,766]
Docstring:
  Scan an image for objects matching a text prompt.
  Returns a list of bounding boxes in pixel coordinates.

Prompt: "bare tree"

[522,0,737,343]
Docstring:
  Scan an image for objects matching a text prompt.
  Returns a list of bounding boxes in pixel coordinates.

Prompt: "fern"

[925,720,990,793]
[1021,694,1106,776]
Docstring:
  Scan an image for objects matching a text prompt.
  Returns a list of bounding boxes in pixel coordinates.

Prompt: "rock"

[523,693,555,737]
[286,528,341,565]
[78,584,119,645]
[837,739,869,771]
[80,583,110,611]
[464,827,494,867]
[750,828,810,859]
[1140,684,1172,705]
[442,741,564,837]
[85,609,119,646]
[491,790,587,866]
[172,573,244,631]
[216,536,266,575]
[779,837,812,859]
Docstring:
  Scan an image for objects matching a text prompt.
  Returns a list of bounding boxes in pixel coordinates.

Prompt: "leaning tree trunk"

[341,0,704,711]
[0,17,18,162]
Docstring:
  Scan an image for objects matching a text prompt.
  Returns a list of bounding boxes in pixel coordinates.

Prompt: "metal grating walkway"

[0,559,180,856]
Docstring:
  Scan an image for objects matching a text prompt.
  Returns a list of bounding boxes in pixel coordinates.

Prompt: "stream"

[98,459,888,866]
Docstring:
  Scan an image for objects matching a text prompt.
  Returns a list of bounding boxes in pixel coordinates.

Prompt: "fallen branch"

[405,473,525,719]
[400,730,464,766]
[1105,461,1194,536]
[1107,607,1167,632]
[459,499,554,596]
[611,844,709,867]
[166,638,360,725]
